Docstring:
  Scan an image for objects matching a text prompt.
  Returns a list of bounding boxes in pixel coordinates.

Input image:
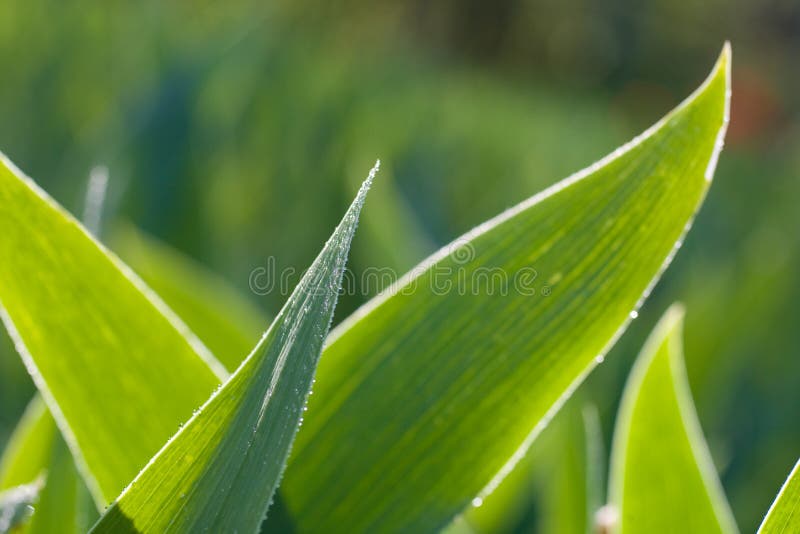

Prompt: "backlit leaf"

[757,458,800,533]
[0,153,226,504]
[90,163,375,533]
[608,304,737,533]
[275,44,731,532]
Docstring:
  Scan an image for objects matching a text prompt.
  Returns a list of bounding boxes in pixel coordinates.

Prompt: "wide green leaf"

[0,222,271,528]
[608,304,737,533]
[0,154,226,504]
[276,44,731,532]
[90,164,374,533]
[758,458,800,533]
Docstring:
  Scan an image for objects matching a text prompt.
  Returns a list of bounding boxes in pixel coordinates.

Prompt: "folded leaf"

[757,458,800,533]
[276,44,731,532]
[608,304,738,533]
[0,154,228,504]
[90,163,375,533]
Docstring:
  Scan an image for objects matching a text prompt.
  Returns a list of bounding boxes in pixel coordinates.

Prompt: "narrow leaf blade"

[608,304,737,533]
[758,458,800,533]
[90,164,375,533]
[277,45,731,532]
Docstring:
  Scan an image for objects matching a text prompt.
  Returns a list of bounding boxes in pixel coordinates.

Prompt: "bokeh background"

[0,1,797,532]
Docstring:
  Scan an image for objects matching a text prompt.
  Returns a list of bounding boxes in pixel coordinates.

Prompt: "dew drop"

[595,355,605,364]
[471,497,484,508]
[629,310,639,319]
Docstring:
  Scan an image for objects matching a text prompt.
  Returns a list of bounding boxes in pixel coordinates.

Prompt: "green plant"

[0,43,795,534]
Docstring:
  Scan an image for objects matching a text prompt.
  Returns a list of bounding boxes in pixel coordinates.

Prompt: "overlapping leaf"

[0,154,225,504]
[90,164,374,533]
[608,305,738,533]
[758,458,800,533]
[23,435,96,534]
[273,45,731,532]
[453,400,603,534]
[0,224,272,529]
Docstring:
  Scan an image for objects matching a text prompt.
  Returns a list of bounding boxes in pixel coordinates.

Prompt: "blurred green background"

[0,1,797,532]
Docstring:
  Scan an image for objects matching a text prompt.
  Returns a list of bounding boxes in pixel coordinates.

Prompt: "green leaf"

[24,435,97,534]
[90,164,375,533]
[276,44,731,532]
[536,404,604,534]
[109,224,268,372]
[452,399,603,534]
[0,479,42,533]
[0,398,55,491]
[0,398,96,534]
[608,304,737,533]
[758,458,800,533]
[0,221,271,529]
[0,154,226,504]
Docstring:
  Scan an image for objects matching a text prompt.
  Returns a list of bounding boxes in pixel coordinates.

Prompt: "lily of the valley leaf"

[90,163,376,533]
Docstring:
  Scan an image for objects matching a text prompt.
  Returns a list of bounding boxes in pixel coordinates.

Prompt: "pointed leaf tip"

[90,164,373,534]
[609,304,737,534]
[276,48,734,533]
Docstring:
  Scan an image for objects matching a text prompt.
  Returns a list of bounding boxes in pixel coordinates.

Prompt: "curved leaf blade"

[0,223,272,529]
[0,154,226,504]
[608,304,737,533]
[90,164,375,533]
[758,458,800,533]
[278,44,731,532]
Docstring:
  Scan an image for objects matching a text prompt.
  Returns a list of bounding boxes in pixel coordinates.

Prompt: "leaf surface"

[758,458,800,533]
[0,154,227,504]
[0,224,271,529]
[276,45,731,532]
[608,304,737,534]
[451,400,603,534]
[90,164,375,533]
